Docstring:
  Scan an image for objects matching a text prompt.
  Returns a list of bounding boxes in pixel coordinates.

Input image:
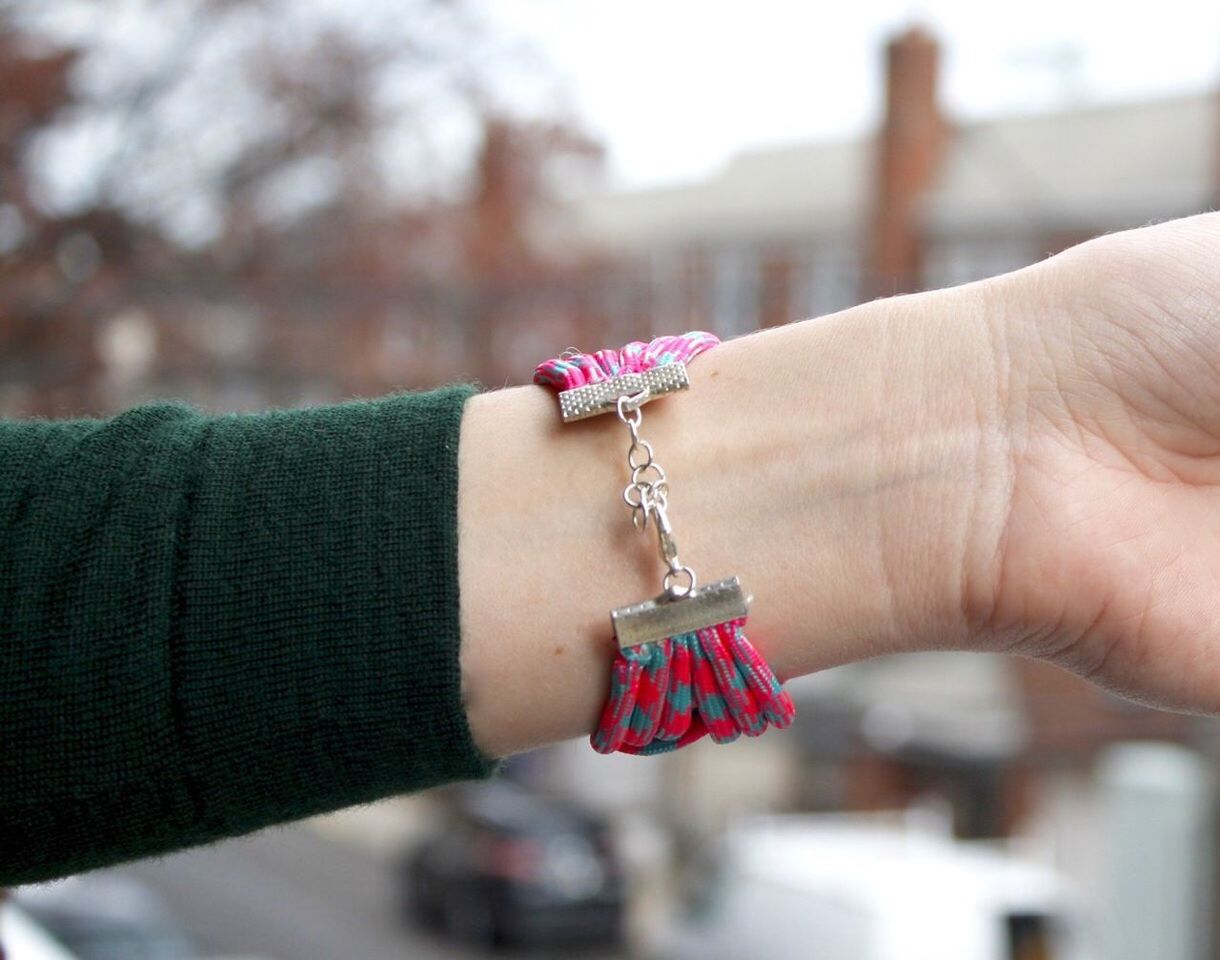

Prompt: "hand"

[966,211,1220,714]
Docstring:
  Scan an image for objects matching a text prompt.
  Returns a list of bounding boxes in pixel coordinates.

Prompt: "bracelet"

[533,332,796,756]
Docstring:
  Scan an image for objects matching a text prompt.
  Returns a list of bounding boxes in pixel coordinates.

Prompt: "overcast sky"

[485,0,1220,189]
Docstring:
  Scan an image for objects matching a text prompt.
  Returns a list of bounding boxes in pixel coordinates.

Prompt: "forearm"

[459,278,1013,758]
[0,389,496,884]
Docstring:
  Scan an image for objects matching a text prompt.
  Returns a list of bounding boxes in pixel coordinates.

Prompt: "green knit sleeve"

[0,384,502,885]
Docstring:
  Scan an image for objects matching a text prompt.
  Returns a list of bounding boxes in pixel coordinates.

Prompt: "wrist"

[648,281,1012,679]
[458,282,1010,758]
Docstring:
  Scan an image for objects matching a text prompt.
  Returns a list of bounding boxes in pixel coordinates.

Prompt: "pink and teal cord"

[532,331,721,391]
[534,331,797,756]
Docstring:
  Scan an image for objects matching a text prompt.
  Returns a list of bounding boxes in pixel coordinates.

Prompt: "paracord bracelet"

[533,332,796,755]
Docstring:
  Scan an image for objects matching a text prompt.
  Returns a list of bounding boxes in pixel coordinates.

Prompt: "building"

[556,26,1219,333]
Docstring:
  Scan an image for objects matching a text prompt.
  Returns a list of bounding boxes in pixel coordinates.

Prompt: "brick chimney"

[864,25,949,299]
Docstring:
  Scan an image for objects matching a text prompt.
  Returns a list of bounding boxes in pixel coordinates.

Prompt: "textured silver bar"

[611,576,750,649]
[558,362,690,423]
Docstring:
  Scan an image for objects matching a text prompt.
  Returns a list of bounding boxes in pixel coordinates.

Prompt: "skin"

[458,211,1220,760]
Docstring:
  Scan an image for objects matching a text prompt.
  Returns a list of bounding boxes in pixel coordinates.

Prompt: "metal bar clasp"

[610,576,752,649]
[557,362,690,423]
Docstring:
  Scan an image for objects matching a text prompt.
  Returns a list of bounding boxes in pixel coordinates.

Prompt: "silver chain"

[615,389,697,599]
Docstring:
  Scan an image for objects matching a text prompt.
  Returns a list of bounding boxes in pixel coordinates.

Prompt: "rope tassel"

[591,616,795,756]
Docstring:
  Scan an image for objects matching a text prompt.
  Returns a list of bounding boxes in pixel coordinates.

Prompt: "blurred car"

[401,780,625,950]
[663,813,1096,960]
[14,875,267,960]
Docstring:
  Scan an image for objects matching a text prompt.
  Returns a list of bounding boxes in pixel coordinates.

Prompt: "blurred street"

[117,823,460,960]
[108,821,620,960]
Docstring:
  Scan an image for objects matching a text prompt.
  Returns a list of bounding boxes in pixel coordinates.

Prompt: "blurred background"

[3,1,1220,958]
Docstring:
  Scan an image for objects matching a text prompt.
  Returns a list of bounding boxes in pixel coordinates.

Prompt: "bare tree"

[0,0,602,413]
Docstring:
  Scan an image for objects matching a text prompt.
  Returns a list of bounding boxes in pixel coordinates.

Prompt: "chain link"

[615,387,696,598]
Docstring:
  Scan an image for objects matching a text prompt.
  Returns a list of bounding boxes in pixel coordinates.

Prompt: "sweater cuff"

[173,382,502,838]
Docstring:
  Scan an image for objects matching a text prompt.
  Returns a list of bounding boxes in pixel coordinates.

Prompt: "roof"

[562,90,1217,251]
[926,90,1217,231]
[567,136,869,249]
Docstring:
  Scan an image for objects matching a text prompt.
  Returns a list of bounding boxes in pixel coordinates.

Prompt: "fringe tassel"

[591,617,794,756]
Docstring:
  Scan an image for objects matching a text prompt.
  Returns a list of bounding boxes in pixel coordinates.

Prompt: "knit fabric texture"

[0,383,501,885]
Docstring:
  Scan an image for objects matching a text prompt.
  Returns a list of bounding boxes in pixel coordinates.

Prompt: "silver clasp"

[612,577,751,649]
[557,362,690,423]
[652,500,696,599]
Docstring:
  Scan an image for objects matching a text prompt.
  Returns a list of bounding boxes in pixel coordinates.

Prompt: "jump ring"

[616,391,647,426]
[663,566,697,599]
[622,483,646,510]
[627,439,654,470]
[631,462,667,488]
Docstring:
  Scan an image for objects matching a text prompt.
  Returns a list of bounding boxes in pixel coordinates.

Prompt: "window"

[924,237,1037,290]
[708,245,760,337]
[804,244,862,319]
